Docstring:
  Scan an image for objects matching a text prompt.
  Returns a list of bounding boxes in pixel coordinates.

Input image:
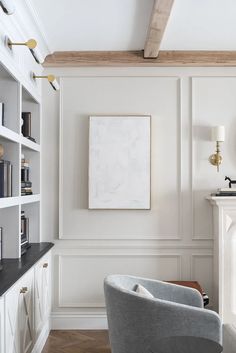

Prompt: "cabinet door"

[5,269,34,353]
[0,296,4,353]
[34,252,51,340]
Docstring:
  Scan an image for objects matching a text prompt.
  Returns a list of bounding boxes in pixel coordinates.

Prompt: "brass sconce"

[7,38,37,50]
[32,73,60,91]
[209,126,225,172]
[0,0,15,15]
[6,37,43,64]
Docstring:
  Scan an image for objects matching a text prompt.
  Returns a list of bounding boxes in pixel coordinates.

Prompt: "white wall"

[41,67,236,329]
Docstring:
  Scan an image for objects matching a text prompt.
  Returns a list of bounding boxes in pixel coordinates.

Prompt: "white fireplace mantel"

[208,196,236,326]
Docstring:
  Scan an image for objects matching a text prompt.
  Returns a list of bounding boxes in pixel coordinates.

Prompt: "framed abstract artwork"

[88,115,151,209]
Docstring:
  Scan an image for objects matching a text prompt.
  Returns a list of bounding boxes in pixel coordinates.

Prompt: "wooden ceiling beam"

[144,0,175,58]
[44,50,236,67]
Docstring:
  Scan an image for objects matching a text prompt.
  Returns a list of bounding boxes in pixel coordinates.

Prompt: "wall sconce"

[32,73,60,91]
[209,126,225,172]
[6,37,43,64]
[0,0,15,15]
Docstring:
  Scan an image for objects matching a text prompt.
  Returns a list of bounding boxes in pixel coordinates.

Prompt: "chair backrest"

[104,275,164,353]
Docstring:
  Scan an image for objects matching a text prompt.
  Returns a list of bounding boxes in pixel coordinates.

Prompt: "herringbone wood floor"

[42,330,111,353]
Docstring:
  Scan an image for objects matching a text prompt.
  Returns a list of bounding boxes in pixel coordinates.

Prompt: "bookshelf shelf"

[0,197,20,209]
[21,137,40,152]
[20,194,40,205]
[0,126,20,144]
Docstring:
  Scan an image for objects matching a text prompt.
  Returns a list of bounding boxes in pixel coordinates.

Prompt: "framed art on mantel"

[88,115,151,210]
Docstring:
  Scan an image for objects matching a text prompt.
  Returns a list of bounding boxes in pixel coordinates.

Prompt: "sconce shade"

[211,126,225,142]
[0,0,15,15]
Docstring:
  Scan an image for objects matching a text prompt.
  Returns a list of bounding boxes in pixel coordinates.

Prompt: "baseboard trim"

[31,321,50,353]
[51,312,108,329]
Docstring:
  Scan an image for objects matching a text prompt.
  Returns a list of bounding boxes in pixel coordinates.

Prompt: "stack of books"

[21,211,30,255]
[0,160,12,197]
[213,188,236,197]
[21,158,32,195]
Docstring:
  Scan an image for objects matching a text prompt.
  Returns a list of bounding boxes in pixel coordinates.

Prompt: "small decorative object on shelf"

[21,211,30,256]
[0,144,12,198]
[21,156,32,195]
[0,102,4,126]
[22,112,36,143]
[211,176,236,197]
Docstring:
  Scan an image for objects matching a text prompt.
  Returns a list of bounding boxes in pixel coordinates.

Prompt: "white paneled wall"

[41,67,236,328]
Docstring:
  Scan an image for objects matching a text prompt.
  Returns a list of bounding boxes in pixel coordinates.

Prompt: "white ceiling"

[28,0,236,53]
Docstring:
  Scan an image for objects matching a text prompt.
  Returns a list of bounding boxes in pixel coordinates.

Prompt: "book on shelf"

[0,227,2,261]
[0,103,4,126]
[0,160,12,198]
[212,188,236,197]
[21,158,33,196]
[21,212,30,256]
[22,112,36,143]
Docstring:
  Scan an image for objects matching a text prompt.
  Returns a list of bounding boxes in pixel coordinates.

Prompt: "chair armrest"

[140,279,203,308]
[146,298,222,344]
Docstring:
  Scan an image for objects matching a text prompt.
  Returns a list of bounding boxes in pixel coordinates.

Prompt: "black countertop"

[0,242,54,296]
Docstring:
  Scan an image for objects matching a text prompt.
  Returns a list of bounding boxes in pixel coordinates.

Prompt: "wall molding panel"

[42,67,236,328]
[58,254,182,308]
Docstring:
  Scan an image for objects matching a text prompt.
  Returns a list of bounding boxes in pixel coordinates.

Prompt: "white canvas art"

[88,116,151,209]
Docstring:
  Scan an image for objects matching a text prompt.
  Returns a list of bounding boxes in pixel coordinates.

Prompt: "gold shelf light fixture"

[32,73,60,91]
[209,126,225,172]
[6,37,44,64]
[0,0,15,15]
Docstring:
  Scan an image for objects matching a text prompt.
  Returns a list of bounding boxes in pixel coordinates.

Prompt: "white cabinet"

[0,296,4,353]
[1,250,52,353]
[34,252,51,341]
[5,268,34,353]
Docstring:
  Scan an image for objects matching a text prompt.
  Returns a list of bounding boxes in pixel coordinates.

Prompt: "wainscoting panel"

[58,254,182,308]
[191,254,214,306]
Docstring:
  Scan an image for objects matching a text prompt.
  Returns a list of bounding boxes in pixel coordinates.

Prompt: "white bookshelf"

[0,63,41,258]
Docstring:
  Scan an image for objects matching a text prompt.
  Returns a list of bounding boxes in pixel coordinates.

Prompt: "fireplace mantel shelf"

[207,196,236,205]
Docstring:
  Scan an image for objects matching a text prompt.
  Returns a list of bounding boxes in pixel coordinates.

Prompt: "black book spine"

[21,167,29,182]
[0,163,4,197]
[7,163,12,197]
[0,103,4,126]
[22,112,31,138]
[0,161,11,197]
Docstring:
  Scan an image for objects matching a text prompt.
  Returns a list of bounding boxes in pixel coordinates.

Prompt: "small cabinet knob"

[20,287,28,294]
[43,263,48,268]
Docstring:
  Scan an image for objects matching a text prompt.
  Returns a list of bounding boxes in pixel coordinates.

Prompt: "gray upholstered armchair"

[104,275,222,353]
